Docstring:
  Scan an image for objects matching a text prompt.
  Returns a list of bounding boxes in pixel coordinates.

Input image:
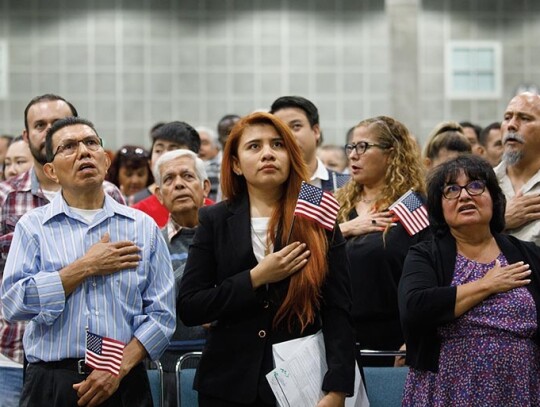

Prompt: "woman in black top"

[398,155,540,405]
[336,116,428,366]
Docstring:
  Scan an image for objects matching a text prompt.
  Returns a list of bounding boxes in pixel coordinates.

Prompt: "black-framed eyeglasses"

[52,136,103,161]
[344,141,388,156]
[442,180,486,200]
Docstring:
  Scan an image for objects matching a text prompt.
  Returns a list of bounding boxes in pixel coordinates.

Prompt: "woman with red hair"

[178,111,355,407]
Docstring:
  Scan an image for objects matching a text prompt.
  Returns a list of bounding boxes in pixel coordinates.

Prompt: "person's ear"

[43,162,59,183]
[22,129,29,143]
[202,179,211,198]
[384,147,395,164]
[155,186,164,205]
[475,145,485,156]
[104,150,111,172]
[232,158,242,176]
[313,124,321,145]
[423,157,432,170]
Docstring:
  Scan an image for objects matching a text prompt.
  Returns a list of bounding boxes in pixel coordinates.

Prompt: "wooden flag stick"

[285,216,296,245]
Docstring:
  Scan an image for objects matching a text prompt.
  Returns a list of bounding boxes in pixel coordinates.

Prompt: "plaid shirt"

[0,167,125,363]
[165,217,183,242]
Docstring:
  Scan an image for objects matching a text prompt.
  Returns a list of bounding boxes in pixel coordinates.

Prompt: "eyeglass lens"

[58,137,102,156]
[345,142,367,155]
[443,180,485,199]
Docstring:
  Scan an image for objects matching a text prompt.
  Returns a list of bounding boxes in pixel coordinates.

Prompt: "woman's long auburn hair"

[221,112,328,332]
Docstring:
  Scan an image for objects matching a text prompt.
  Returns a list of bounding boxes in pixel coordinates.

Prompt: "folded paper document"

[266,331,369,407]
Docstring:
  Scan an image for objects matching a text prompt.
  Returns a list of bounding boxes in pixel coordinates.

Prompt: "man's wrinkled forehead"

[506,92,540,115]
[163,156,197,174]
[53,124,96,144]
[28,100,71,120]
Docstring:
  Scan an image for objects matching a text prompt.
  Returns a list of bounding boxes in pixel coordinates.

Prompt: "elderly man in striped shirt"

[0,94,126,407]
[1,116,175,407]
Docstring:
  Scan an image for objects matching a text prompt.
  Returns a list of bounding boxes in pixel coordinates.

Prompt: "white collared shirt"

[495,160,540,245]
[309,158,330,189]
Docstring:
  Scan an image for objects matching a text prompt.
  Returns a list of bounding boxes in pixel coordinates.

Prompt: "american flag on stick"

[293,182,340,230]
[389,190,429,236]
[85,331,125,376]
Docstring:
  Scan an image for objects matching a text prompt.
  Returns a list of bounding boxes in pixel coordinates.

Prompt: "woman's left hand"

[316,391,346,407]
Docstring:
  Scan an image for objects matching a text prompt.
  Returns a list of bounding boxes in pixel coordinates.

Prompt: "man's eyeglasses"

[344,141,388,156]
[52,136,103,161]
[442,180,486,200]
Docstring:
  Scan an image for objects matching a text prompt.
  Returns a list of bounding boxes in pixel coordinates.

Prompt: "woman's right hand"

[481,259,531,295]
[250,242,310,289]
[455,259,531,317]
[339,210,394,238]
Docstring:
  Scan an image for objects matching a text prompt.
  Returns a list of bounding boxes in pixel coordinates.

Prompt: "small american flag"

[85,331,125,376]
[294,182,340,230]
[389,190,429,236]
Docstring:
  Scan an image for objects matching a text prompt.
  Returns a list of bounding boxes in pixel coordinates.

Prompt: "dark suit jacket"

[398,231,540,372]
[178,193,355,403]
[321,169,350,192]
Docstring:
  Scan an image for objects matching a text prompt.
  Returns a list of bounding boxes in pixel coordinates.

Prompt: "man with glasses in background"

[0,94,124,407]
[1,117,175,407]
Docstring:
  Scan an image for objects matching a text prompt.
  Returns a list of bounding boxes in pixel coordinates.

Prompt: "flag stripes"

[85,331,125,376]
[389,190,429,236]
[294,182,340,230]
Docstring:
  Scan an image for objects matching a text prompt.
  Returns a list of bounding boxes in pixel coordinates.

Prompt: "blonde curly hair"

[335,116,426,223]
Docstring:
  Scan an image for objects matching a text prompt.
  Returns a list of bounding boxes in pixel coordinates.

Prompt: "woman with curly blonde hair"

[336,115,430,366]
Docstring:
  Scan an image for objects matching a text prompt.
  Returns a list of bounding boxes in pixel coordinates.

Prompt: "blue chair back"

[358,348,408,407]
[146,360,164,407]
[168,339,206,352]
[176,351,202,407]
[363,366,408,407]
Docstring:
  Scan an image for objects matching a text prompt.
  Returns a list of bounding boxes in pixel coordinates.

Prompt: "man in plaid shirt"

[0,94,125,406]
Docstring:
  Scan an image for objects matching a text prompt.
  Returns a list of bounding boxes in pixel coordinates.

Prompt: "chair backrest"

[359,349,408,407]
[168,339,206,353]
[176,351,202,407]
[363,366,408,407]
[146,359,164,407]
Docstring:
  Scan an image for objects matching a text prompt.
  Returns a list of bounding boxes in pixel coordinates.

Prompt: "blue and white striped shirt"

[1,193,175,362]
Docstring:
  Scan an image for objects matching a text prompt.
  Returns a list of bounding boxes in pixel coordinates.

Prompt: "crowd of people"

[0,90,539,406]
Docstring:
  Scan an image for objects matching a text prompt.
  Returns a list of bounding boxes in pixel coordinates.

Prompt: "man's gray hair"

[153,149,208,187]
[195,126,220,150]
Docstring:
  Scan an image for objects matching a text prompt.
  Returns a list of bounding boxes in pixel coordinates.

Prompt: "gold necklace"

[359,195,379,203]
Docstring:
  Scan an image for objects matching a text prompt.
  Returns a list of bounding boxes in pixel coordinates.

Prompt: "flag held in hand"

[85,330,125,376]
[389,190,429,236]
[293,182,340,230]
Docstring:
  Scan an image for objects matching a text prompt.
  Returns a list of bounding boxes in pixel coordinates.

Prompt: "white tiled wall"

[0,0,388,148]
[0,0,539,150]
[418,0,540,141]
